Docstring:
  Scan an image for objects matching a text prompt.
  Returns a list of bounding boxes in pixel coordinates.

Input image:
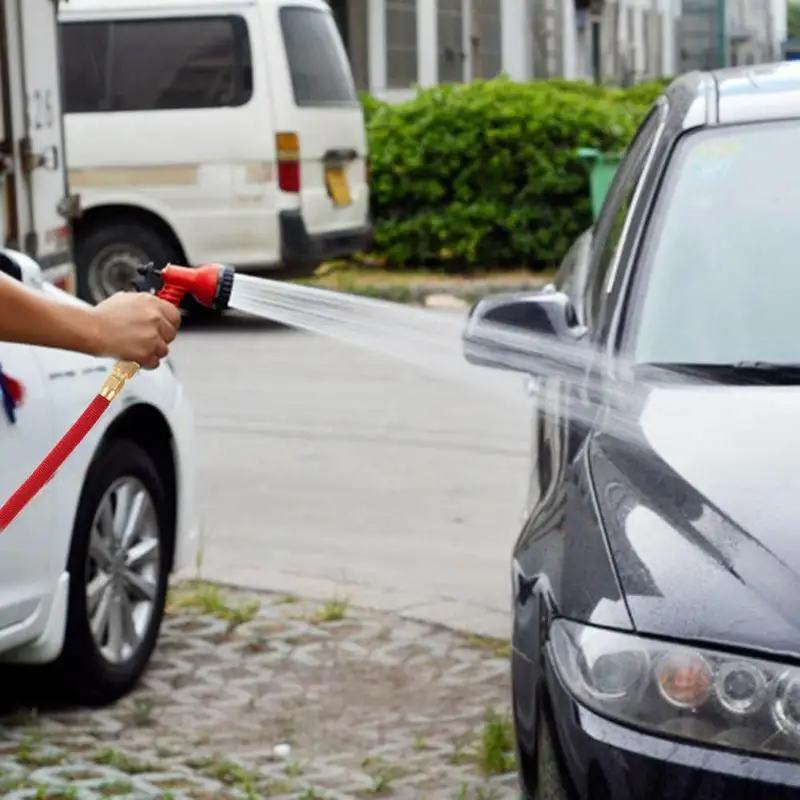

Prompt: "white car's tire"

[54,439,171,706]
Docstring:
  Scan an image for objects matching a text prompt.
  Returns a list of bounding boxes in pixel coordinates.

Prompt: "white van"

[58,0,372,304]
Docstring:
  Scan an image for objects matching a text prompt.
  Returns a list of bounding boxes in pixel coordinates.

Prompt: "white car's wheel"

[55,439,171,706]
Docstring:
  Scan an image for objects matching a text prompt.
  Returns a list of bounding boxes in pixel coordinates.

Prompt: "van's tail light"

[276,132,300,193]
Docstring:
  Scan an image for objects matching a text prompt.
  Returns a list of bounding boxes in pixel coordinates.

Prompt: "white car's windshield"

[633,119,800,366]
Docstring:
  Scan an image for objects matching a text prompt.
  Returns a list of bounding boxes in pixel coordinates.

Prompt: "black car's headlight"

[549,618,800,761]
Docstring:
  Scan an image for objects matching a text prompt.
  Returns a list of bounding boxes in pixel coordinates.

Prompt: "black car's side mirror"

[462,290,588,377]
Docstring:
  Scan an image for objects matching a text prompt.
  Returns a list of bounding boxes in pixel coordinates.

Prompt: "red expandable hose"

[0,262,233,533]
[0,278,189,533]
[0,395,111,530]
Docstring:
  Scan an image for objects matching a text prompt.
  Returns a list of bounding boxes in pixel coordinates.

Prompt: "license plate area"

[324,161,352,207]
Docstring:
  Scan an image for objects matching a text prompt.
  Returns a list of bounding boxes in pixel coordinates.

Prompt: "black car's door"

[511,102,668,779]
[524,230,592,516]
[523,106,666,527]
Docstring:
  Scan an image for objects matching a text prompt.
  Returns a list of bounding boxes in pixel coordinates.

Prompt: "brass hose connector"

[99,360,141,402]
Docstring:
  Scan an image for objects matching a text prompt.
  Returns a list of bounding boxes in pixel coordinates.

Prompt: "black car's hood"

[590,383,800,659]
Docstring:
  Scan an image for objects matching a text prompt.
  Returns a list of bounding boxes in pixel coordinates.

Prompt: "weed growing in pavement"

[187,753,295,798]
[166,580,260,632]
[463,633,511,660]
[32,785,79,799]
[95,780,134,795]
[93,747,158,774]
[284,760,304,777]
[448,709,516,778]
[15,736,63,768]
[298,789,324,799]
[474,710,516,777]
[413,735,430,751]
[307,595,350,624]
[358,756,405,797]
[273,593,300,605]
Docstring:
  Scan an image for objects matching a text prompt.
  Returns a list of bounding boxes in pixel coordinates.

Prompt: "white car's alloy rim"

[85,477,161,664]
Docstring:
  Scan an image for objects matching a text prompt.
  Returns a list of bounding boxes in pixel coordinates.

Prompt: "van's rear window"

[279,6,358,107]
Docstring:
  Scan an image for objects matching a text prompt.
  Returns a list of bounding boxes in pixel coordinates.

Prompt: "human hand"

[88,292,181,369]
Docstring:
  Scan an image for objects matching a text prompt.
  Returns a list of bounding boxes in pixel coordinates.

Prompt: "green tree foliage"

[789,0,800,39]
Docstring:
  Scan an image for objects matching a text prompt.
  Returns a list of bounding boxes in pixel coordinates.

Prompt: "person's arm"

[0,272,100,355]
[0,273,181,369]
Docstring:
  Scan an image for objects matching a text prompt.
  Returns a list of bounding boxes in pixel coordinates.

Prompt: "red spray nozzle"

[135,262,235,310]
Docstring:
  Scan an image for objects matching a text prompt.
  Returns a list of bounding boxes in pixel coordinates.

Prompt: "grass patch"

[93,747,158,774]
[188,754,294,798]
[166,581,260,631]
[273,593,300,605]
[298,262,552,302]
[307,596,350,625]
[357,756,405,797]
[449,709,516,778]
[474,710,516,777]
[463,633,511,660]
[15,737,63,769]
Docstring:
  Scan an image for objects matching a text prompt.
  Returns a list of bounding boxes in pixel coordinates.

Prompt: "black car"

[463,63,800,799]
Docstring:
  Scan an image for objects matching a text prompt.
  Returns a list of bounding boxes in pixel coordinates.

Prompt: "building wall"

[336,0,786,103]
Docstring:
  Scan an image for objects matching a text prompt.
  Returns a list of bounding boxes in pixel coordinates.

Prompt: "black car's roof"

[666,60,800,128]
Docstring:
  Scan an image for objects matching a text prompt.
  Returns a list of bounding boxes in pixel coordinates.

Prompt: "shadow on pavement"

[180,309,292,334]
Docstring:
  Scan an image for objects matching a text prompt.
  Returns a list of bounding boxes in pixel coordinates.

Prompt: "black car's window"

[584,107,662,332]
[632,120,800,366]
[61,16,253,113]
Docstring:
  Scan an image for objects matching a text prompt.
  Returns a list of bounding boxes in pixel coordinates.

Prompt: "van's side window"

[61,16,253,113]
[279,7,358,107]
[59,22,111,113]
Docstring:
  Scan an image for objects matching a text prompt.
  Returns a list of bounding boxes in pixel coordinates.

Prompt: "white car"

[0,249,199,705]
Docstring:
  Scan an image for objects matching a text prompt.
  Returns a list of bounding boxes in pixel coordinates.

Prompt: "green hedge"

[363,77,666,271]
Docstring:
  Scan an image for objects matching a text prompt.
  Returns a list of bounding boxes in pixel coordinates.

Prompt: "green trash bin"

[577,147,622,222]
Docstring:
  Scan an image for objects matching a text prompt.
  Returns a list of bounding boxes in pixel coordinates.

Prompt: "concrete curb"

[186,566,511,640]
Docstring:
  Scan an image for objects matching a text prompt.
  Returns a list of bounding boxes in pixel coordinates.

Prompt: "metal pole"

[717,0,726,67]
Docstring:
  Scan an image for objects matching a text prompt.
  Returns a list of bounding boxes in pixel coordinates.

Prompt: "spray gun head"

[135,262,235,310]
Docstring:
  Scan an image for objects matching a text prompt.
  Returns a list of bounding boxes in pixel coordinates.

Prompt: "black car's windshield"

[632,119,800,369]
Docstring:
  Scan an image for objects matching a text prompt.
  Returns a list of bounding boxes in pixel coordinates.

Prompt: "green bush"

[363,77,664,270]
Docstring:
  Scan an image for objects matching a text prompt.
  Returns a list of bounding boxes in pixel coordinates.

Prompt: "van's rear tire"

[75,222,180,305]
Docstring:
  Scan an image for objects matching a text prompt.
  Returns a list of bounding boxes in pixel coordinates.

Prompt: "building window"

[438,0,465,83]
[645,8,663,77]
[386,0,418,88]
[473,0,502,79]
[61,16,253,113]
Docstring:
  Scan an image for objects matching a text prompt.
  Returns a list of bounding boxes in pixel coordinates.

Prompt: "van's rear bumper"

[279,210,373,267]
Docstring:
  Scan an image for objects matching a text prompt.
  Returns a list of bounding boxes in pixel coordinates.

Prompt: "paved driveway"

[171,312,532,638]
[0,585,516,799]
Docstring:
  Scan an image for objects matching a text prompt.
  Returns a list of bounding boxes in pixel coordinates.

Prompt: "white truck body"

[0,0,78,291]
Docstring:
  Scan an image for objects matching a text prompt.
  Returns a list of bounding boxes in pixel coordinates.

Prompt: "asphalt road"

[170,310,532,637]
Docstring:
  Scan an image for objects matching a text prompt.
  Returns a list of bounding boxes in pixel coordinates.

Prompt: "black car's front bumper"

[518,650,800,800]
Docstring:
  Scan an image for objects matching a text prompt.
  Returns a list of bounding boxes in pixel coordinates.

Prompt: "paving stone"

[0,584,518,799]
